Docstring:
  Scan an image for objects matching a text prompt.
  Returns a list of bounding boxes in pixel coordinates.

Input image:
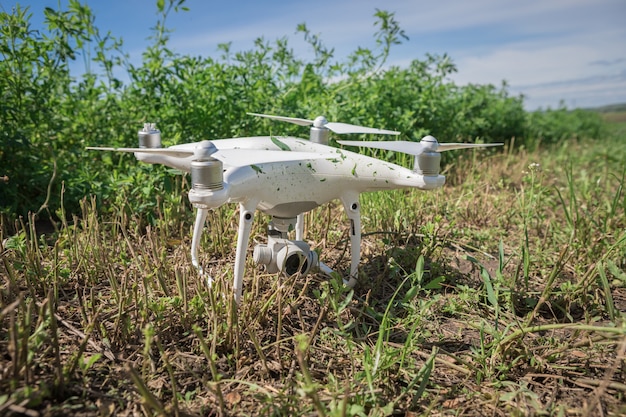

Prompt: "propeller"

[247,113,400,135]
[337,135,503,155]
[87,140,337,167]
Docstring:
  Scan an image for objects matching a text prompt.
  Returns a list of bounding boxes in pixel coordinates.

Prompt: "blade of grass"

[192,325,226,414]
[597,263,616,321]
[127,365,167,415]
[295,334,327,417]
[395,346,437,405]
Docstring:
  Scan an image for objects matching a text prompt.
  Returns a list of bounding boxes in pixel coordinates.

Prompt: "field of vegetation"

[1,1,625,416]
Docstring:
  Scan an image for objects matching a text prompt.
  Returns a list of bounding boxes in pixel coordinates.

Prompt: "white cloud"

[452,34,625,86]
[518,74,626,109]
[135,0,626,109]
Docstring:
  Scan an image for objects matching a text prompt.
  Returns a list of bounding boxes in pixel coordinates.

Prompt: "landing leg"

[295,213,305,241]
[233,200,258,304]
[341,192,361,287]
[191,208,210,281]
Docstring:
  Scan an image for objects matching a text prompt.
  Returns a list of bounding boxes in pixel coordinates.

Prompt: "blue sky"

[7,0,626,110]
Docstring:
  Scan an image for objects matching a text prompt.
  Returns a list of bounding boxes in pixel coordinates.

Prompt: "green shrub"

[526,106,605,147]
[0,0,610,226]
[0,2,128,220]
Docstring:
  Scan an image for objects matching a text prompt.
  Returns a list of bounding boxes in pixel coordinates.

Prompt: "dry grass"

[601,112,626,124]
[1,133,625,416]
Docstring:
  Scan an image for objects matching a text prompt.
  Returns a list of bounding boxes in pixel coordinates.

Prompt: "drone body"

[139,136,445,215]
[89,115,501,303]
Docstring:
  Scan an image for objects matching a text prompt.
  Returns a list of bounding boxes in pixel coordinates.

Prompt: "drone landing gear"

[233,200,259,303]
[252,200,361,289]
[191,207,209,278]
[340,192,361,288]
[190,196,362,304]
[189,200,260,303]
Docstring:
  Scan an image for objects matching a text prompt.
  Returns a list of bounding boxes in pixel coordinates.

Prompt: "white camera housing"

[253,236,319,276]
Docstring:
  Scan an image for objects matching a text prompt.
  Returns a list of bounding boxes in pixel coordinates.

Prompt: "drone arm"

[340,191,361,287]
[233,199,259,304]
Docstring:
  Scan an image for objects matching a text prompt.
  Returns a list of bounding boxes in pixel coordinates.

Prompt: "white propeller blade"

[87,146,336,167]
[324,122,399,135]
[337,138,503,155]
[248,112,400,135]
[87,146,192,158]
[247,113,312,127]
[336,140,420,154]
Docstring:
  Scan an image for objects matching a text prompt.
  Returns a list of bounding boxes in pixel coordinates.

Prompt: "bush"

[0,1,608,225]
[526,106,605,147]
[0,2,128,220]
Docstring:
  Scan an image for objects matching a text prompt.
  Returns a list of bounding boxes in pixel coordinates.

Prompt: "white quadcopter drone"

[88,113,501,303]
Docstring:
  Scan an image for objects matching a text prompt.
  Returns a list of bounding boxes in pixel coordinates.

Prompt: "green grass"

[1,123,625,416]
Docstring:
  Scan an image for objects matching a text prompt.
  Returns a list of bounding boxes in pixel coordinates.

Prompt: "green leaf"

[481,268,498,309]
[271,136,291,151]
[607,260,626,282]
[402,285,419,303]
[81,353,102,371]
[424,276,444,290]
[251,165,264,174]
